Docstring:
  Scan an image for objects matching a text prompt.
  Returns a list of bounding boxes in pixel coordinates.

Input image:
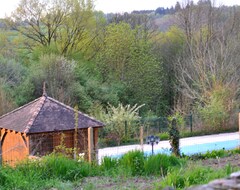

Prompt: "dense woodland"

[0,0,239,131]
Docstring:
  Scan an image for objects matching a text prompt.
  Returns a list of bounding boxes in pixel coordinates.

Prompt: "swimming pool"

[108,139,240,160]
[98,132,240,161]
[144,139,240,156]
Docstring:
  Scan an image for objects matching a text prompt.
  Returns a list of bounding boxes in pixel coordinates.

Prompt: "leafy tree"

[198,83,236,129]
[96,22,165,115]
[6,0,96,56]
[96,22,135,81]
[0,80,16,116]
[151,26,185,114]
[103,103,144,145]
[0,56,28,107]
[28,54,77,104]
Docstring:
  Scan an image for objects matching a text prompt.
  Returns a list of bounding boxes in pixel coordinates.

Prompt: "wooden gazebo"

[0,94,104,165]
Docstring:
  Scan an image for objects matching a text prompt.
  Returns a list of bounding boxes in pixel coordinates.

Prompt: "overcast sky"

[1,0,240,18]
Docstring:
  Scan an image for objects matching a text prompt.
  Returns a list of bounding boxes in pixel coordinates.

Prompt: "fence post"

[239,113,240,148]
[125,120,127,139]
[88,127,94,163]
[140,126,144,151]
[74,105,78,160]
[190,114,193,133]
[0,129,1,166]
[158,119,161,133]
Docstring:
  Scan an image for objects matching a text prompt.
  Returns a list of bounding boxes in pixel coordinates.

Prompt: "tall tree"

[151,26,185,114]
[96,22,164,114]
[175,0,240,114]
[6,0,96,56]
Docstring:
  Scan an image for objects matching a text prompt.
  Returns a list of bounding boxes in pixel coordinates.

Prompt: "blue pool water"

[144,139,239,156]
[111,139,240,158]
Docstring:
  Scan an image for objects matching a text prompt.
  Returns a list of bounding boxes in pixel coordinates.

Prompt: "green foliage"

[0,150,239,189]
[168,118,180,156]
[183,149,230,160]
[198,84,234,129]
[103,103,144,145]
[96,21,166,115]
[144,154,182,176]
[168,112,185,128]
[160,164,236,189]
[159,132,170,140]
[100,157,119,171]
[0,154,95,190]
[8,0,96,57]
[119,150,145,176]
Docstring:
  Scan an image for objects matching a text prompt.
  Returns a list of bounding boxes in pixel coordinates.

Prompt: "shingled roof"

[0,95,104,134]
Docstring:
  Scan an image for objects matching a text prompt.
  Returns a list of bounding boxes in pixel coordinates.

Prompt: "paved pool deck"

[98,132,239,162]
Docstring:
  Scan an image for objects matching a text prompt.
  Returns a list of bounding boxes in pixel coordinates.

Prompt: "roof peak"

[42,81,47,96]
[24,96,46,133]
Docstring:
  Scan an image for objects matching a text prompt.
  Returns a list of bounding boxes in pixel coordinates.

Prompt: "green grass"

[159,163,236,189]
[0,149,239,190]
[0,153,94,190]
[144,154,184,176]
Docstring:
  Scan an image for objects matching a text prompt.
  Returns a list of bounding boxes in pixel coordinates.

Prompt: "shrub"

[160,163,236,189]
[103,103,144,145]
[42,154,92,180]
[183,149,230,160]
[100,156,119,171]
[168,118,180,156]
[119,150,145,176]
[144,154,182,176]
[159,132,169,140]
[197,84,235,129]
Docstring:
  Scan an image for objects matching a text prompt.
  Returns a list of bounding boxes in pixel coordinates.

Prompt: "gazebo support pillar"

[88,127,94,163]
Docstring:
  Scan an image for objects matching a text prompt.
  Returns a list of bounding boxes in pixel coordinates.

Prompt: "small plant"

[159,132,169,140]
[100,156,119,171]
[159,163,237,189]
[53,133,74,157]
[184,149,230,160]
[144,154,183,176]
[103,103,144,145]
[119,150,145,176]
[168,118,180,156]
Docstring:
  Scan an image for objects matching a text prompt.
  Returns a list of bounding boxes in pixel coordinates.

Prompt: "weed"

[119,150,145,176]
[144,154,183,176]
[159,163,238,189]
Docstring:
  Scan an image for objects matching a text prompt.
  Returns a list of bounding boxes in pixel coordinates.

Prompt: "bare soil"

[78,176,161,190]
[199,153,240,169]
[77,154,240,190]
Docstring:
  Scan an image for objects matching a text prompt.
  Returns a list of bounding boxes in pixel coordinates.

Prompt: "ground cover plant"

[0,149,239,190]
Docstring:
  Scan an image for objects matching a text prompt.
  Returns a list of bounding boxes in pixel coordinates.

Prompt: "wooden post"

[239,113,240,149]
[94,128,98,162]
[0,129,2,165]
[74,105,78,160]
[140,126,144,151]
[88,127,94,163]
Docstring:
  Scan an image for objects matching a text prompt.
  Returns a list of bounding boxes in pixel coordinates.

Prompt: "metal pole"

[151,142,154,155]
[190,114,193,133]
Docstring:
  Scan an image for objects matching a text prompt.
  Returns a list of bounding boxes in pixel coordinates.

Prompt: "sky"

[1,0,240,18]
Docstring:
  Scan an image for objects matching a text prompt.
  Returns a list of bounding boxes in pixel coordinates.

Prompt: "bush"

[197,84,235,129]
[168,118,180,156]
[119,150,145,176]
[42,154,93,180]
[100,156,119,171]
[0,154,97,190]
[160,163,236,189]
[183,149,230,160]
[144,154,183,176]
[159,132,169,140]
